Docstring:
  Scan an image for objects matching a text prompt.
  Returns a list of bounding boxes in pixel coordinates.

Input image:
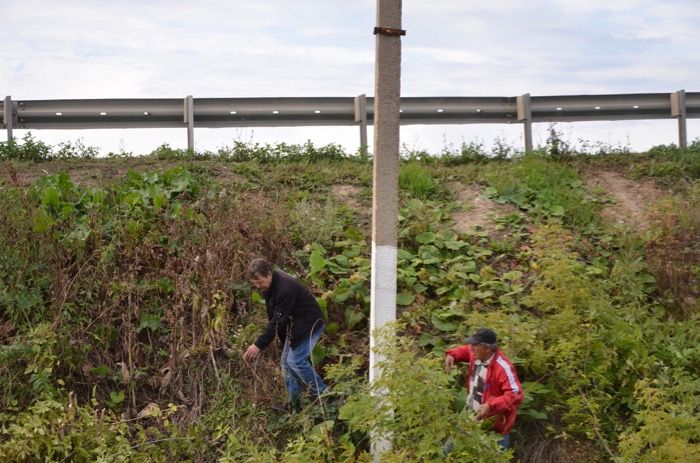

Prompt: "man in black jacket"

[243,258,327,411]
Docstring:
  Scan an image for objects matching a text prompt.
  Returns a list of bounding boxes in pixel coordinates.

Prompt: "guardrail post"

[517,93,533,152]
[3,96,13,141]
[670,90,687,149]
[354,94,368,155]
[184,95,195,151]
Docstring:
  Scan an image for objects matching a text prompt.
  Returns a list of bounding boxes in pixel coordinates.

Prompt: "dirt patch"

[203,164,246,185]
[3,159,183,187]
[2,159,250,188]
[331,184,367,214]
[584,169,666,230]
[450,183,518,233]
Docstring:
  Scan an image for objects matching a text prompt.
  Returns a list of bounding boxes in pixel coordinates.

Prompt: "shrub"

[0,133,98,161]
[399,163,445,200]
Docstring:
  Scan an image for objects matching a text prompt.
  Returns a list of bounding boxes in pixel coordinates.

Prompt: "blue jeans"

[280,324,327,404]
[498,434,510,449]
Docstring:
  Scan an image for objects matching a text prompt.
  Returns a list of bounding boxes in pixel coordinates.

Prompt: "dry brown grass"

[645,185,700,317]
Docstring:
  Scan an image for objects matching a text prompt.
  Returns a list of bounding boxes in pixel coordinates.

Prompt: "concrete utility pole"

[370,0,403,459]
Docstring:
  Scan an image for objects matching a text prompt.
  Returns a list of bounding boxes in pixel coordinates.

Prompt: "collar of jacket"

[264,270,280,296]
[475,351,496,367]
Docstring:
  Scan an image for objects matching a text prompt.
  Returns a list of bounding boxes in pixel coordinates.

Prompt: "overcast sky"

[1,0,698,155]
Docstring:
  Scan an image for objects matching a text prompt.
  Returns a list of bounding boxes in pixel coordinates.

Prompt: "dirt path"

[450,183,518,233]
[584,169,665,230]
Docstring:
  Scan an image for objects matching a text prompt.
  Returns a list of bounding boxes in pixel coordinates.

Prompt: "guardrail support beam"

[3,96,13,141]
[354,94,368,155]
[184,95,195,151]
[671,90,687,149]
[517,93,533,152]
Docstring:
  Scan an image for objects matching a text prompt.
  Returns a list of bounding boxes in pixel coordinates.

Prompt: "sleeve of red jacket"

[486,359,524,414]
[445,345,473,364]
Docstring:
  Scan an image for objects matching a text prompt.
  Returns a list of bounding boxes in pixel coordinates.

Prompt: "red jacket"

[446,345,523,435]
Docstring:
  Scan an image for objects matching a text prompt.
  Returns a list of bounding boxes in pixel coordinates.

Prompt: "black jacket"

[254,270,324,350]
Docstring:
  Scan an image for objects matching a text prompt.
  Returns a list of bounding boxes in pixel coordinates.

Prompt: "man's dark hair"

[247,258,273,279]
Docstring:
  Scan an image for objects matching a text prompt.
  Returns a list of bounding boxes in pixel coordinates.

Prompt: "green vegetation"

[0,135,699,462]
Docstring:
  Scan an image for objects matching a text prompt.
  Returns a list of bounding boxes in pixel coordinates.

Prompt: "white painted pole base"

[370,243,397,461]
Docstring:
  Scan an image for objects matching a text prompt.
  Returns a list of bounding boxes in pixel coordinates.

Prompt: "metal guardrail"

[2,91,697,151]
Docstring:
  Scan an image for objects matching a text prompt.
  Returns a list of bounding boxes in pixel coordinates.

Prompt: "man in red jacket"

[445,328,523,449]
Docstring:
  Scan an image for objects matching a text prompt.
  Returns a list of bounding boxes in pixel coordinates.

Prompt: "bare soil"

[331,184,368,215]
[1,159,246,187]
[450,183,518,233]
[584,169,666,230]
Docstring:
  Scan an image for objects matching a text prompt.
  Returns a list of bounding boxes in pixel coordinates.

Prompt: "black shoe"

[271,400,301,414]
[270,402,289,413]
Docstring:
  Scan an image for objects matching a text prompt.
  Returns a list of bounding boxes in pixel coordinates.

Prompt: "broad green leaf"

[444,240,467,250]
[550,205,566,216]
[251,291,264,304]
[472,290,493,300]
[435,285,452,295]
[91,188,107,205]
[455,261,478,273]
[109,390,125,404]
[122,192,141,206]
[137,313,162,333]
[413,283,428,294]
[502,270,523,281]
[523,409,548,420]
[316,297,328,319]
[344,308,364,329]
[396,292,415,306]
[585,266,604,276]
[446,287,466,301]
[415,232,436,244]
[418,245,441,263]
[309,245,327,275]
[431,313,457,332]
[418,332,438,347]
[66,224,91,242]
[41,186,61,208]
[325,322,340,335]
[91,365,111,377]
[333,286,355,303]
[311,344,328,365]
[152,192,168,209]
[437,230,458,241]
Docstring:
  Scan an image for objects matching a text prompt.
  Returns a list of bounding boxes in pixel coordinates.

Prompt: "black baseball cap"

[464,328,497,345]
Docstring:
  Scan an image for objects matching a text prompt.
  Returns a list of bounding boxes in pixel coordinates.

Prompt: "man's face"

[472,343,493,361]
[250,272,273,292]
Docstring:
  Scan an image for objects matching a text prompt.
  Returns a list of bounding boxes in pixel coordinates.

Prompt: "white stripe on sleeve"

[496,357,520,394]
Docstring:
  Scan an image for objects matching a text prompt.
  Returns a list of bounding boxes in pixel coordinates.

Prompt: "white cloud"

[1,0,698,153]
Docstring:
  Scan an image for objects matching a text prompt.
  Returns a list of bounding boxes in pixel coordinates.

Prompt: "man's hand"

[476,403,491,419]
[444,354,455,373]
[243,344,260,362]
